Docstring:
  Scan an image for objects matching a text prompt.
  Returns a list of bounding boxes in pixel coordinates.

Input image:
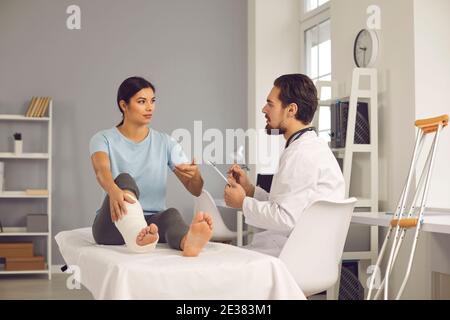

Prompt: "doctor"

[224,74,345,257]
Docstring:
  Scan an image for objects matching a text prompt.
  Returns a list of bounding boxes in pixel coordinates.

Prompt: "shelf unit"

[0,153,49,159]
[0,191,49,199]
[0,102,53,279]
[316,69,379,299]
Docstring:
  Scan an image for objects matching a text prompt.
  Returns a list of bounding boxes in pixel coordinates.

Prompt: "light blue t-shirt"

[89,127,189,215]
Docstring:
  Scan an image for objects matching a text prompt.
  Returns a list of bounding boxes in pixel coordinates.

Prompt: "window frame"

[300,0,330,21]
[300,0,331,76]
[300,0,332,141]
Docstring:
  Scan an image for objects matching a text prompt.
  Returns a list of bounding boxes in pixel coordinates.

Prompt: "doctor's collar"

[285,127,316,149]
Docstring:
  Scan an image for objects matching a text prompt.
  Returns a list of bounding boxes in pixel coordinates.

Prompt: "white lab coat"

[243,131,345,257]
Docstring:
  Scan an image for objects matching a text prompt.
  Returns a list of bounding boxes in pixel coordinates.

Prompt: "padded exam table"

[55,228,305,300]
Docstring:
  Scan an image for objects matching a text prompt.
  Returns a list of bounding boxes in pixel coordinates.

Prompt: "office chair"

[194,189,248,243]
[279,198,357,297]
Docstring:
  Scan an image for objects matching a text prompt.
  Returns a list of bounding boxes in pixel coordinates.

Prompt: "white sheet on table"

[55,228,305,300]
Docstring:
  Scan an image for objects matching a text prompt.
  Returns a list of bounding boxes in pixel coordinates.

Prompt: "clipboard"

[207,161,230,185]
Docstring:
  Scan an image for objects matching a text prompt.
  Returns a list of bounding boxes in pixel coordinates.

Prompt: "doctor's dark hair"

[116,76,155,126]
[274,74,318,125]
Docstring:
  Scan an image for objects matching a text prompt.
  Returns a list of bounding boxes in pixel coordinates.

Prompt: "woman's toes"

[149,223,158,234]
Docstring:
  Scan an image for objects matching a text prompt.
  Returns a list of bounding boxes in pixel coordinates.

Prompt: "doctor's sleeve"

[242,197,296,232]
[242,151,316,232]
[253,186,269,201]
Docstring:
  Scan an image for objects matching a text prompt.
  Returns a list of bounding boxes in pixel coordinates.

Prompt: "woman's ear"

[119,100,127,113]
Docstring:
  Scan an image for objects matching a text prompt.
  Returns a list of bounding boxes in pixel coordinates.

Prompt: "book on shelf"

[24,96,51,118]
[25,189,49,196]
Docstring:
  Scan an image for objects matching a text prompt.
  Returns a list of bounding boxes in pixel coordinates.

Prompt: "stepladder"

[367,115,449,300]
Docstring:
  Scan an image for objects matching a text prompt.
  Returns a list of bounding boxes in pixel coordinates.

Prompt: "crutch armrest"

[415,115,448,133]
[390,218,419,229]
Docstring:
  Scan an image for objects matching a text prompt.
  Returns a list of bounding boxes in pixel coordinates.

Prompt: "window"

[301,1,331,142]
[304,0,330,13]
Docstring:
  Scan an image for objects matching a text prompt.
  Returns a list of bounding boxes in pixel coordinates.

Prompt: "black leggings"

[92,173,189,250]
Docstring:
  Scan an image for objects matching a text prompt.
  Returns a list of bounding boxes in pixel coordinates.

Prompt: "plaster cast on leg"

[114,193,159,253]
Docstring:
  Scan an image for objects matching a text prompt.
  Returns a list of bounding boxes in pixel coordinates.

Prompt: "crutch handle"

[415,115,448,134]
[390,218,419,229]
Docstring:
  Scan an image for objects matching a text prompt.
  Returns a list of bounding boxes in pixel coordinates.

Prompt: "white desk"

[351,210,450,298]
[352,211,450,234]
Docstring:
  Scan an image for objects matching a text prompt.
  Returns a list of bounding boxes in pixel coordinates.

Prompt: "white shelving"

[340,68,379,267]
[0,270,49,275]
[0,102,53,279]
[0,228,48,237]
[0,115,50,122]
[0,191,49,199]
[316,69,379,299]
[0,153,49,159]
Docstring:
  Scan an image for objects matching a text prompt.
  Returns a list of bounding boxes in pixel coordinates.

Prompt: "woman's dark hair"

[116,76,155,126]
[274,74,318,125]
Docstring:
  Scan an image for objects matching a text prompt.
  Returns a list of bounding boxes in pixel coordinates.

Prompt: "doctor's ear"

[288,103,298,117]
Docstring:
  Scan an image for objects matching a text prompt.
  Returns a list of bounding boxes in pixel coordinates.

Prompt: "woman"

[89,76,213,257]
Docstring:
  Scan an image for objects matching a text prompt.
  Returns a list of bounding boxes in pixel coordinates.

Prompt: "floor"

[0,273,328,300]
[0,273,93,300]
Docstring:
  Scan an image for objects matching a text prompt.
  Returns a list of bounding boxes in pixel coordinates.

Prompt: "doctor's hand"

[227,164,255,197]
[224,177,246,209]
[108,185,136,222]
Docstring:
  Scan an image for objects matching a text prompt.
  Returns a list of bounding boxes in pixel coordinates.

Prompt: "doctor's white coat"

[243,131,345,257]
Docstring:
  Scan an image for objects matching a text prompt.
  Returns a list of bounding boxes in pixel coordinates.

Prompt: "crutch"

[367,115,448,300]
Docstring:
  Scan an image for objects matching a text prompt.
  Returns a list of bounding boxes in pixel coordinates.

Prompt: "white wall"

[331,0,417,212]
[0,0,247,265]
[331,0,433,299]
[248,0,450,299]
[414,0,450,210]
[332,0,450,299]
[413,0,450,300]
[248,0,301,177]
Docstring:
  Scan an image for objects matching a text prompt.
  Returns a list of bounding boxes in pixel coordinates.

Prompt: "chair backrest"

[256,174,274,193]
[194,190,237,241]
[279,198,356,297]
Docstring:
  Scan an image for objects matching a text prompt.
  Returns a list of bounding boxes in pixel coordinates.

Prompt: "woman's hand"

[174,159,200,180]
[174,159,204,197]
[227,164,254,197]
[108,185,136,222]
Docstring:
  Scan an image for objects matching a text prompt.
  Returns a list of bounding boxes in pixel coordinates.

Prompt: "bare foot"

[182,212,213,257]
[136,223,159,246]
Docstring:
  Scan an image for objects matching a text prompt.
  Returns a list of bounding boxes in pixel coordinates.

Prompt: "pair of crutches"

[367,115,449,300]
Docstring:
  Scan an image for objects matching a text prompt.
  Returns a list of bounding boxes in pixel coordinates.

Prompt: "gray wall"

[0,0,247,264]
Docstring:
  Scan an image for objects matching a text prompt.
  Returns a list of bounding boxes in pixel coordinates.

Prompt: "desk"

[351,211,450,299]
[352,211,450,235]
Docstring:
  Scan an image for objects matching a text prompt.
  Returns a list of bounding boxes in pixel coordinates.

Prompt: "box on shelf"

[5,256,45,271]
[26,214,48,232]
[0,242,33,258]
